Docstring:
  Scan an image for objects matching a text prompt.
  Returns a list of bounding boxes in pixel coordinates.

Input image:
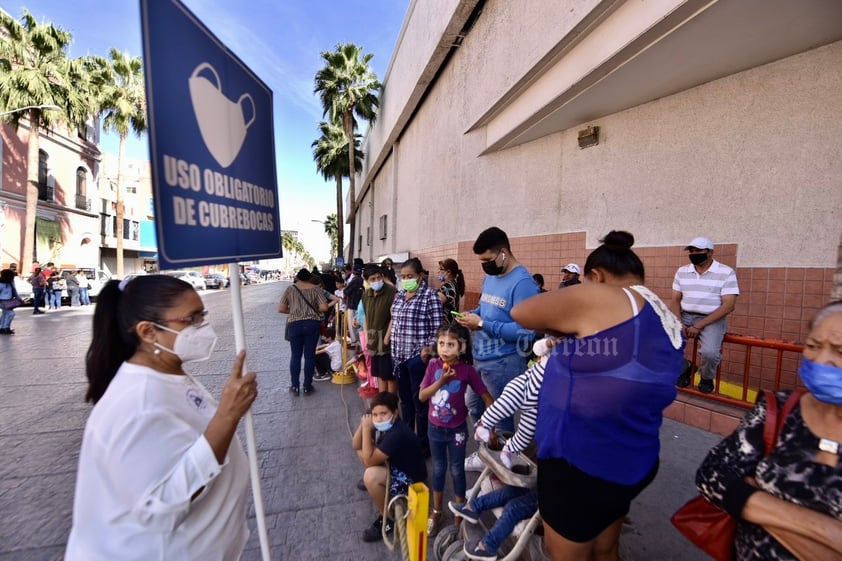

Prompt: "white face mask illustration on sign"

[188,62,255,168]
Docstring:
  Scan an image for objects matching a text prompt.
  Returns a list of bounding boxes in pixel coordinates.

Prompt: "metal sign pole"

[229,262,271,561]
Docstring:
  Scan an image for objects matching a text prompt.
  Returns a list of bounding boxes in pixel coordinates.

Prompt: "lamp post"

[0,104,60,118]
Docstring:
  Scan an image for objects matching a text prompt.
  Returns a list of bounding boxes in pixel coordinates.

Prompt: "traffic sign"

[140,0,281,269]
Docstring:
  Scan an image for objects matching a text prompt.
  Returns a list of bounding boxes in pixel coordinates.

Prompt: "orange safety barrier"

[678,333,804,409]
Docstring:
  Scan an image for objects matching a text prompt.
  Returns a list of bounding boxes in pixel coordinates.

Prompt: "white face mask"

[154,323,218,363]
[188,62,255,168]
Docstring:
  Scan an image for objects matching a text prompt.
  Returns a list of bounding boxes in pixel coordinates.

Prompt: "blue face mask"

[373,416,394,432]
[798,358,842,405]
[369,280,384,292]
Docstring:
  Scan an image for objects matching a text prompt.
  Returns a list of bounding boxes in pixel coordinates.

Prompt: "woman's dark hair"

[0,269,14,283]
[473,226,510,254]
[85,275,194,404]
[295,268,312,282]
[400,257,424,275]
[370,391,399,412]
[584,230,645,282]
[438,258,465,296]
[436,322,474,365]
[532,273,545,288]
[363,263,384,280]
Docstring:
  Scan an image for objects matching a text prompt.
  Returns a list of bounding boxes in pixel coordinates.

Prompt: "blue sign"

[335,257,345,268]
[140,0,281,269]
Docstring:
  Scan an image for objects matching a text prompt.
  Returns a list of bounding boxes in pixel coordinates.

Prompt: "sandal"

[427,509,443,536]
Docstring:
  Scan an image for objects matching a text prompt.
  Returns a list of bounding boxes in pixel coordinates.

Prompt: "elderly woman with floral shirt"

[696,300,842,560]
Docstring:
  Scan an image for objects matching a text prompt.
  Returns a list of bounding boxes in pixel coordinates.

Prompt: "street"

[0,280,721,561]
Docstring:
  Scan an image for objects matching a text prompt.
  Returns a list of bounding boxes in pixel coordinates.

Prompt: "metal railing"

[75,194,91,211]
[678,333,804,409]
[37,183,54,201]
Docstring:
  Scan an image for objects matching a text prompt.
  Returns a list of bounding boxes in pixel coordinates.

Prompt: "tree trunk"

[344,110,356,262]
[832,228,842,301]
[335,174,344,261]
[21,110,40,272]
[115,134,126,278]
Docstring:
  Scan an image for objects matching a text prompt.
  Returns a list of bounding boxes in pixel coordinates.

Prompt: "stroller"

[431,441,548,561]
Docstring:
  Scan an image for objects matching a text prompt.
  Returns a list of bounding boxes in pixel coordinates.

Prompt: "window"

[123,218,131,240]
[379,214,388,240]
[38,150,53,201]
[366,226,371,246]
[75,167,89,210]
[126,184,137,194]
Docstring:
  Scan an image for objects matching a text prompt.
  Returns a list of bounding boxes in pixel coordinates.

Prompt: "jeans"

[79,287,91,305]
[49,290,62,309]
[682,311,727,381]
[467,353,528,432]
[428,422,468,496]
[314,352,333,376]
[396,354,429,448]
[470,486,538,552]
[32,287,45,312]
[287,319,321,389]
[68,287,80,307]
[0,307,14,330]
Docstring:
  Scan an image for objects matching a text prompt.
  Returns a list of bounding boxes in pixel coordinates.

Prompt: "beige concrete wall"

[555,40,842,266]
[379,35,842,268]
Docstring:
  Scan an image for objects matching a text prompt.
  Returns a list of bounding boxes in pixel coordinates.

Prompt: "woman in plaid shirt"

[389,258,444,454]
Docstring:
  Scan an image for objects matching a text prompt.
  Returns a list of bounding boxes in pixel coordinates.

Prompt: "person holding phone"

[437,258,465,324]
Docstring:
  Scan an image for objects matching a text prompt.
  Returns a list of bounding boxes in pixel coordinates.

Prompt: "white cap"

[561,263,580,274]
[684,237,714,251]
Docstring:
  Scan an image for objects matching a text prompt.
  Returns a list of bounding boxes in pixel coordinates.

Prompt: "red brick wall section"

[411,233,834,414]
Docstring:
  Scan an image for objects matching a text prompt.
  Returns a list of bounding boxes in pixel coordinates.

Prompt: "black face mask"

[689,252,709,266]
[481,251,506,276]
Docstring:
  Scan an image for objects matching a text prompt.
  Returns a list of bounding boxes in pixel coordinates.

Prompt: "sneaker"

[313,372,332,382]
[698,379,714,394]
[361,515,393,542]
[464,542,498,561]
[448,500,479,524]
[465,451,485,472]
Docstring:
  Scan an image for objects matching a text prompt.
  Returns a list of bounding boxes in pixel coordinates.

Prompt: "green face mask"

[401,278,419,292]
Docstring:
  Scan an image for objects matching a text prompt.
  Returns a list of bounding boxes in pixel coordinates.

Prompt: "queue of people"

[57,224,842,561]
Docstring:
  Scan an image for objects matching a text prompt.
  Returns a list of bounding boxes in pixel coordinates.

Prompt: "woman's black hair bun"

[601,230,634,250]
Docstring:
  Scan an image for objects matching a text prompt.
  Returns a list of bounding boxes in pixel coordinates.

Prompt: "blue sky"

[10,0,409,262]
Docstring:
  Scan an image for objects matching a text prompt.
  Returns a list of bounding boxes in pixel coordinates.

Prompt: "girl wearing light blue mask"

[696,300,842,561]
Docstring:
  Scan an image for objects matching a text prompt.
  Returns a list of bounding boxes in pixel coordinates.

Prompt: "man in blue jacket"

[456,227,538,438]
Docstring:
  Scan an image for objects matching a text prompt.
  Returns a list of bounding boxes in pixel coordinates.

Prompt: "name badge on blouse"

[186,388,209,412]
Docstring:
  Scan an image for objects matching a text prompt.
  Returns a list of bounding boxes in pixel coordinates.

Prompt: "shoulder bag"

[671,388,805,561]
[285,285,322,341]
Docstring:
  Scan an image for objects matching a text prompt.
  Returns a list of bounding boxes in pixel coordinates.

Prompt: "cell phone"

[450,311,465,319]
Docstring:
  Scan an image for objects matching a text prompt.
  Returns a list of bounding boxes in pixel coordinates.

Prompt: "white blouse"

[65,362,249,561]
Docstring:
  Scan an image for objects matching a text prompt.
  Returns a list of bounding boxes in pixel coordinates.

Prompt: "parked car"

[14,276,33,303]
[162,270,207,290]
[204,273,229,289]
[58,268,112,300]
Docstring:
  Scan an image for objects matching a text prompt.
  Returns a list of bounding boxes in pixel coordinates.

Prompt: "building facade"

[354,0,842,430]
[1,118,101,271]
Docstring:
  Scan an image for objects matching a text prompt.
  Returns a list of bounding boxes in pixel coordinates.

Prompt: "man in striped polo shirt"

[670,237,740,393]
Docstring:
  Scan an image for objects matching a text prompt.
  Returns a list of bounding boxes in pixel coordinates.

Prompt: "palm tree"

[314,43,381,261]
[311,119,363,256]
[97,48,147,278]
[282,231,316,270]
[0,10,93,271]
[322,213,339,261]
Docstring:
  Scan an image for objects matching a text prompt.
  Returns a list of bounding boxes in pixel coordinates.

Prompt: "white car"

[162,270,207,290]
[58,268,112,300]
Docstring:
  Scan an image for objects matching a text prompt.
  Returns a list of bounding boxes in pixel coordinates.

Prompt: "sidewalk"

[0,282,725,560]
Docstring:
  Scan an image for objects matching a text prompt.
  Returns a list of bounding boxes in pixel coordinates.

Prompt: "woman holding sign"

[65,275,257,561]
